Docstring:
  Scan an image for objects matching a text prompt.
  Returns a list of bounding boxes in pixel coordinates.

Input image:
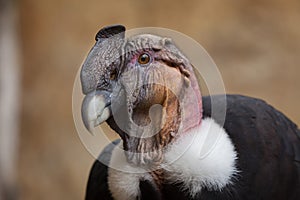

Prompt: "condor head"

[81,26,202,167]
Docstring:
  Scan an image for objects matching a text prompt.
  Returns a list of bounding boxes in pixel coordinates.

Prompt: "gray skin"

[80,25,125,132]
[81,26,202,167]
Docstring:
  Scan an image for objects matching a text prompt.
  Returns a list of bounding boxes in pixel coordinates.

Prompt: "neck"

[180,72,203,134]
[107,71,203,167]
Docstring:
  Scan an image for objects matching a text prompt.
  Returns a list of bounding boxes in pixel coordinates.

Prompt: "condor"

[80,25,300,200]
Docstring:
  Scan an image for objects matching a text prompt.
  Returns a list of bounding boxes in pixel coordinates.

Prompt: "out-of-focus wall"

[16,0,299,199]
[0,0,20,199]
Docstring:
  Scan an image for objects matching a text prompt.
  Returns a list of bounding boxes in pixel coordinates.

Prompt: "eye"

[138,53,151,65]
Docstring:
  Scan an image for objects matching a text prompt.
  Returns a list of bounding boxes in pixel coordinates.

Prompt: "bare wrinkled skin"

[80,32,125,94]
[110,34,202,168]
[80,29,203,172]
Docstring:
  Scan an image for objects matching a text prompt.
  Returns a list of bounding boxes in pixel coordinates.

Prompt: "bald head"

[80,25,125,94]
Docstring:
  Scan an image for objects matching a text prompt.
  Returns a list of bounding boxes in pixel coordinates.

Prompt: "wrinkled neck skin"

[181,70,203,133]
[107,68,203,169]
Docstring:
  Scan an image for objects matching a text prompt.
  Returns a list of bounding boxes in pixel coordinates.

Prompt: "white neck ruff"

[163,118,238,197]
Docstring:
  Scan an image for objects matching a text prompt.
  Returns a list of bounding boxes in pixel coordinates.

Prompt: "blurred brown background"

[0,0,299,199]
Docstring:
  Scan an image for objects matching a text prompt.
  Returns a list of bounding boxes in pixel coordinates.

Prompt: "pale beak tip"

[81,90,112,135]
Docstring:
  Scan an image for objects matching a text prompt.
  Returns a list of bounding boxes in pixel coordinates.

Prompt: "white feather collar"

[108,118,238,199]
[163,118,238,197]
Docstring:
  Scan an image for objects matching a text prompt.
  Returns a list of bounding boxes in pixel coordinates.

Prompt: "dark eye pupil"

[138,53,150,64]
[141,55,147,61]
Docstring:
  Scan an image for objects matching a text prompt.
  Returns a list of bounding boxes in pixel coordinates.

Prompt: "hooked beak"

[81,90,112,133]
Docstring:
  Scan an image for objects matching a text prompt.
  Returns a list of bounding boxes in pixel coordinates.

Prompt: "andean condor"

[79,25,300,200]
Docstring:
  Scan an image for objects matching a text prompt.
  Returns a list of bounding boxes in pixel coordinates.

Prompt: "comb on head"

[95,25,126,41]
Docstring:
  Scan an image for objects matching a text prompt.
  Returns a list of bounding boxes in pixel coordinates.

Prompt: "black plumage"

[85,140,119,200]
